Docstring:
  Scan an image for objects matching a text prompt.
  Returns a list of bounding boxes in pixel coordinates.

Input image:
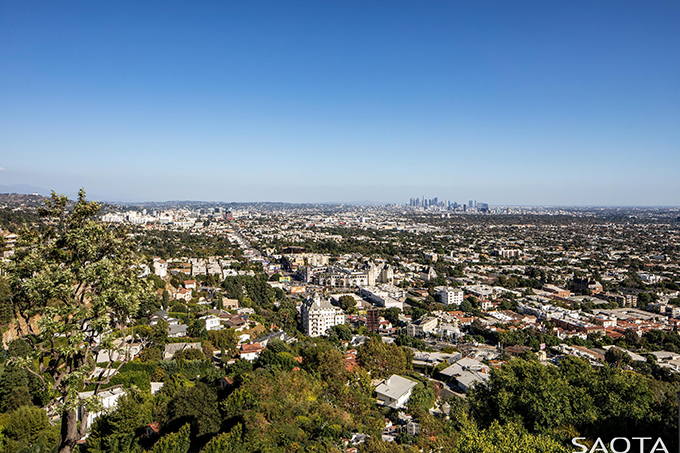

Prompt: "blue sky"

[1,1,679,205]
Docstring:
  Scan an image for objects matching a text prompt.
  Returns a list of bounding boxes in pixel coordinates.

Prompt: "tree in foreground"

[3,190,152,453]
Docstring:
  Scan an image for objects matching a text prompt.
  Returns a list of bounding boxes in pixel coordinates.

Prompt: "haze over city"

[1,1,679,205]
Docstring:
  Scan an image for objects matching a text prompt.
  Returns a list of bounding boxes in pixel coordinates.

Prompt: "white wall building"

[435,286,464,306]
[300,296,346,337]
[200,315,222,331]
[375,375,418,409]
[406,317,438,337]
[152,258,168,278]
[360,285,405,310]
[78,387,126,432]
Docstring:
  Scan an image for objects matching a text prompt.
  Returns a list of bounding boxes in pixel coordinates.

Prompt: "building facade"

[435,286,464,306]
[300,296,346,337]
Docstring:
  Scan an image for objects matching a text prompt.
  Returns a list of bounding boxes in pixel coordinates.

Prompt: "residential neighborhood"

[1,194,679,452]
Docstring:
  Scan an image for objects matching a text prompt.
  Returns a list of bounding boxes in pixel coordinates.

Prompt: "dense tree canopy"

[468,356,678,446]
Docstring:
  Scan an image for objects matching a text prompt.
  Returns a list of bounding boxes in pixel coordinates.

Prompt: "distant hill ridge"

[0,193,47,205]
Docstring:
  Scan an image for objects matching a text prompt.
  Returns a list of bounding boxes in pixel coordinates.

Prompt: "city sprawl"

[1,193,679,453]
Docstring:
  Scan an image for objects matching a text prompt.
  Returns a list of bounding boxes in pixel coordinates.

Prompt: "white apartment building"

[101,213,125,223]
[406,317,438,337]
[492,249,523,259]
[435,286,464,306]
[200,315,222,331]
[152,257,167,278]
[314,267,369,287]
[300,296,346,337]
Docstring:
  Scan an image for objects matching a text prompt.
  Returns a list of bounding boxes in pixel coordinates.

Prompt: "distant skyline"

[1,1,679,205]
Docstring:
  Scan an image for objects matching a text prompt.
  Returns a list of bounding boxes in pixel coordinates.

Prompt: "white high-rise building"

[435,286,464,306]
[300,296,346,337]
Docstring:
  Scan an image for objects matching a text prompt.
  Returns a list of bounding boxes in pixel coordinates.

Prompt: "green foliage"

[222,276,274,308]
[316,349,347,384]
[169,303,188,313]
[6,339,32,359]
[2,405,50,443]
[108,370,152,393]
[357,337,413,378]
[164,383,220,438]
[158,359,210,381]
[358,436,419,452]
[119,361,159,376]
[188,319,208,340]
[256,349,296,371]
[604,347,631,365]
[338,295,357,313]
[150,423,191,453]
[383,307,402,326]
[0,363,43,411]
[408,382,436,412]
[148,274,166,290]
[0,407,60,453]
[395,334,428,351]
[220,368,380,451]
[644,329,680,352]
[200,424,243,453]
[173,348,205,361]
[328,323,353,341]
[0,277,12,325]
[459,300,473,313]
[454,418,569,453]
[151,320,170,347]
[138,346,163,362]
[229,359,253,378]
[208,329,237,353]
[4,190,154,451]
[468,356,677,446]
[140,229,235,259]
[266,338,291,354]
[88,389,153,453]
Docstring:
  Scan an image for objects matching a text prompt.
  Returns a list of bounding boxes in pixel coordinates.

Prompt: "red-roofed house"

[239,343,263,362]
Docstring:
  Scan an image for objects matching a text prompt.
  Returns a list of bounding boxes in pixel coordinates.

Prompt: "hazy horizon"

[2,1,679,205]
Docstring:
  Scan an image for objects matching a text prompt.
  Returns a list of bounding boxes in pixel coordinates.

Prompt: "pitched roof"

[375,375,418,400]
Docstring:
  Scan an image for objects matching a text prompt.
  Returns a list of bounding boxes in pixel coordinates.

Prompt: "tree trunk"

[58,409,79,453]
[79,406,90,439]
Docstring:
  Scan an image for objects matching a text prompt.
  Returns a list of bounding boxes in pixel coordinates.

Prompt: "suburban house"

[77,386,126,432]
[167,323,188,338]
[254,331,295,347]
[222,297,239,309]
[239,342,264,362]
[175,287,192,302]
[149,310,170,325]
[95,337,142,362]
[152,257,167,278]
[439,357,490,393]
[200,315,222,331]
[163,342,202,360]
[375,375,418,409]
[144,422,161,437]
[184,280,197,290]
[419,267,437,282]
